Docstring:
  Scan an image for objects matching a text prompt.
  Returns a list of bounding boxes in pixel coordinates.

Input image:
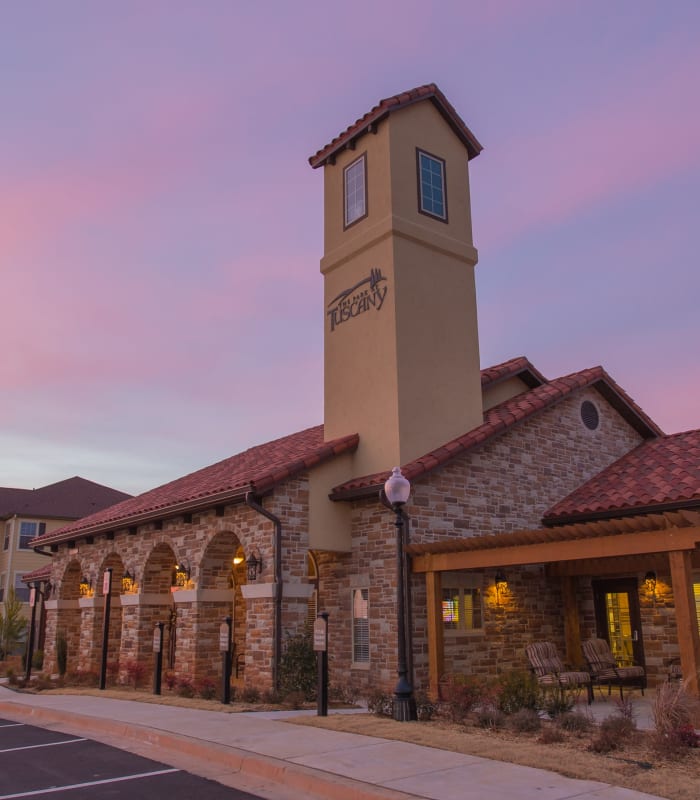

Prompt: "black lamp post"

[384,466,417,722]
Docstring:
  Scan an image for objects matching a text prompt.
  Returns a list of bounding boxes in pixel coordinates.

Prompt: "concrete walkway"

[0,686,664,800]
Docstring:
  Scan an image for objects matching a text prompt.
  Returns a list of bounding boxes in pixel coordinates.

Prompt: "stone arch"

[59,559,82,600]
[54,559,82,675]
[129,542,178,674]
[196,530,247,686]
[142,542,177,594]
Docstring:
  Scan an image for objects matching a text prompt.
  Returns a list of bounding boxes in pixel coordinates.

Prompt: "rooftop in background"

[0,477,132,521]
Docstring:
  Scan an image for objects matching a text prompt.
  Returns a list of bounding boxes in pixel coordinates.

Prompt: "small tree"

[56,630,68,677]
[278,633,317,701]
[0,589,28,660]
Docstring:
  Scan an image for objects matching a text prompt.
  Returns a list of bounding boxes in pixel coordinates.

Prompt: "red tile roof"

[0,477,131,520]
[330,366,662,499]
[544,429,700,523]
[309,83,483,169]
[20,563,52,584]
[481,356,547,389]
[35,426,359,546]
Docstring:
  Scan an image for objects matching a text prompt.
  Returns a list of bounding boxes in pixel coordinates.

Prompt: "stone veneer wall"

[42,477,314,693]
[317,388,645,695]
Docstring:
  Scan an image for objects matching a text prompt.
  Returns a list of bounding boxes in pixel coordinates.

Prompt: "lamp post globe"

[384,467,417,722]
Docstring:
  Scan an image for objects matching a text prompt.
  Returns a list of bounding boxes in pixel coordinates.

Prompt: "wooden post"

[668,550,700,696]
[562,576,583,668]
[425,570,444,700]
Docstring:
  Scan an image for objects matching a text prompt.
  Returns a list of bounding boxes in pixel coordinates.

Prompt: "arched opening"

[141,543,177,671]
[54,560,82,675]
[199,531,247,687]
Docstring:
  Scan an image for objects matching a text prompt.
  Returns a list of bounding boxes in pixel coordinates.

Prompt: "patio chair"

[582,637,646,700]
[525,641,593,703]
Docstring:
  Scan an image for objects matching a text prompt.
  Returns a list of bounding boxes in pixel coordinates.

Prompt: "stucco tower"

[309,84,484,480]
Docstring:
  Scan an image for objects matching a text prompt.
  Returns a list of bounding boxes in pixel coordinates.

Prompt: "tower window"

[417,149,447,221]
[344,153,367,228]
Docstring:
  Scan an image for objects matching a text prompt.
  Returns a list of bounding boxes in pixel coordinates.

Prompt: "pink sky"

[1,1,698,494]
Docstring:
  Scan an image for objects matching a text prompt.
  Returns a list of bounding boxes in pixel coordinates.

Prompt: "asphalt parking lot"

[0,717,263,799]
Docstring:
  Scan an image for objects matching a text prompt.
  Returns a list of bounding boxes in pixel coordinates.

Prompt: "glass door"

[592,578,645,668]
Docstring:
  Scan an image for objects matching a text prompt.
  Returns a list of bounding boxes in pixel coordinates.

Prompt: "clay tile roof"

[35,426,359,546]
[309,83,483,169]
[330,366,662,499]
[480,356,547,389]
[544,429,700,523]
[21,563,53,584]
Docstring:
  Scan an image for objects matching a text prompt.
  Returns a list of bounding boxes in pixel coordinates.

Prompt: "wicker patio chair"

[525,641,593,704]
[582,637,646,700]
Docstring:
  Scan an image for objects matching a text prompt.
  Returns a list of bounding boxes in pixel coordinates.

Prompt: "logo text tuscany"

[327,268,388,332]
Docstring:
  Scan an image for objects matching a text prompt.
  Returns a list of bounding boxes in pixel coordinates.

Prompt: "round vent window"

[580,400,600,431]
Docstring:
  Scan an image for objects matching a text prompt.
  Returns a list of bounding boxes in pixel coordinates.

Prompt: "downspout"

[245,492,282,691]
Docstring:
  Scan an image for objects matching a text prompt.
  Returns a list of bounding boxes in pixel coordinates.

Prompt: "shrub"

[366,690,392,717]
[538,726,565,744]
[652,680,700,738]
[261,688,282,704]
[558,711,592,735]
[240,685,261,703]
[56,631,68,677]
[329,682,361,706]
[278,633,316,701]
[106,660,120,684]
[509,708,541,733]
[197,677,217,700]
[124,660,147,689]
[497,671,540,714]
[5,668,17,686]
[441,674,487,723]
[283,690,307,709]
[163,671,178,691]
[33,673,55,691]
[176,676,195,697]
[414,691,438,721]
[541,686,574,718]
[0,590,28,659]
[589,713,636,754]
[475,706,506,729]
[32,650,44,670]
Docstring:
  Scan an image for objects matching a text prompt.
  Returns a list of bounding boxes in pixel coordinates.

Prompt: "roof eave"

[309,91,483,169]
[544,497,700,527]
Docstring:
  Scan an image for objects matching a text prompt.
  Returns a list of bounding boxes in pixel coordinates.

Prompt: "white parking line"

[0,739,86,753]
[0,724,24,728]
[0,768,180,798]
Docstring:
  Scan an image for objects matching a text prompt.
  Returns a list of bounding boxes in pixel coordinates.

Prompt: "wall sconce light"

[644,571,657,595]
[246,553,262,583]
[233,555,244,565]
[79,575,93,597]
[173,560,190,588]
[495,570,508,594]
[121,569,135,594]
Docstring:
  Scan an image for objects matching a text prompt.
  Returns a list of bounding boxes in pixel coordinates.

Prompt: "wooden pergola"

[408,509,700,697]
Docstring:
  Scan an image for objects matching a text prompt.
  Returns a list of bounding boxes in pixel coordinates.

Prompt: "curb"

[0,700,414,800]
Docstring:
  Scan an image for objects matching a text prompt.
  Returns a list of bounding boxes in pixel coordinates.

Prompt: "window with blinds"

[352,588,369,663]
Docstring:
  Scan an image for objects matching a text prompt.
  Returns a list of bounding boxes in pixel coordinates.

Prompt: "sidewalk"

[0,685,664,800]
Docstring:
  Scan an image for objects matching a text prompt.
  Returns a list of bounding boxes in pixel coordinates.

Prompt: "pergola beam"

[411,526,700,573]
